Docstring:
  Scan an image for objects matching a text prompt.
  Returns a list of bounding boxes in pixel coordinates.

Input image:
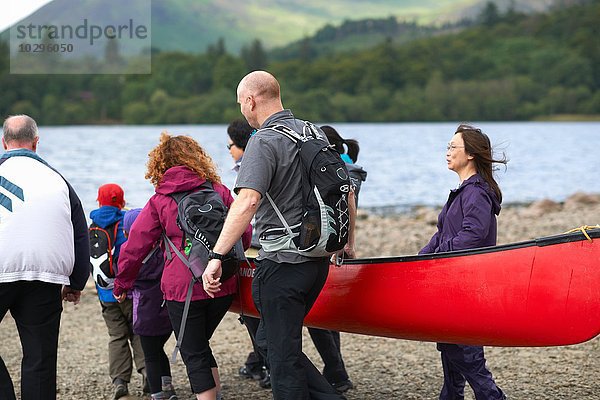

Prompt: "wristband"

[208,250,225,261]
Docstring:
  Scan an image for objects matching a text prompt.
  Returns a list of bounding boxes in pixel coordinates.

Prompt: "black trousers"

[0,281,63,400]
[308,328,349,384]
[252,258,344,400]
[139,333,172,394]
[167,295,232,394]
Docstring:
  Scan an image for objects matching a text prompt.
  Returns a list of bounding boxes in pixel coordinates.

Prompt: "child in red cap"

[97,183,126,209]
[90,183,147,399]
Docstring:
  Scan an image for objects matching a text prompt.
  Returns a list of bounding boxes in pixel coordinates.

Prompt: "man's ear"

[1,137,6,150]
[31,136,39,152]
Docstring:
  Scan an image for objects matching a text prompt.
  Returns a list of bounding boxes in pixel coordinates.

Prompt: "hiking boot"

[331,379,354,393]
[258,369,271,389]
[161,383,178,400]
[112,379,129,400]
[238,365,265,380]
[152,391,178,400]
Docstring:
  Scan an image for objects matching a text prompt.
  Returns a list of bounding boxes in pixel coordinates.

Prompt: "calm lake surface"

[4,121,599,215]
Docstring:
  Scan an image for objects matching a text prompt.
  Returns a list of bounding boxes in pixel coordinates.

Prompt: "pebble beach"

[1,192,599,400]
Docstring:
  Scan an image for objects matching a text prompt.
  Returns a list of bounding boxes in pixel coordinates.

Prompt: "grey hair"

[3,115,39,144]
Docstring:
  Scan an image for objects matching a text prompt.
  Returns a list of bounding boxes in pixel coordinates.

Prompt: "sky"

[1,0,53,32]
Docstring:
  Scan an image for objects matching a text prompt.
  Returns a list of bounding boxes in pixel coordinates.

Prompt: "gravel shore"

[1,193,599,399]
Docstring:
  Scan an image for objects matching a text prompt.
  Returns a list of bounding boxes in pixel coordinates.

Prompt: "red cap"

[97,183,125,209]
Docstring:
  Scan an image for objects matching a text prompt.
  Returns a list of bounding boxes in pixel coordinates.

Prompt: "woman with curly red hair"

[114,132,252,400]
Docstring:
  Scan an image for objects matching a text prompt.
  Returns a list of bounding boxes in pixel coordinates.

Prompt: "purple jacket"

[419,174,501,254]
[114,166,252,302]
[132,248,172,336]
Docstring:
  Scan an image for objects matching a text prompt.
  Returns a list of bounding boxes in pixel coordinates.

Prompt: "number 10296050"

[18,43,74,53]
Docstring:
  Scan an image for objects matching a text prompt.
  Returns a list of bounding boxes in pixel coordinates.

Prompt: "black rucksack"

[164,181,245,361]
[263,122,352,257]
[164,181,244,282]
[89,221,120,289]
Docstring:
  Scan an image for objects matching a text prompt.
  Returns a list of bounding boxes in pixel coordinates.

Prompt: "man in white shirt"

[0,115,89,400]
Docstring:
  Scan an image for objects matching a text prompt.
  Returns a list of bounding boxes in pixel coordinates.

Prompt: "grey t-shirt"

[235,109,323,263]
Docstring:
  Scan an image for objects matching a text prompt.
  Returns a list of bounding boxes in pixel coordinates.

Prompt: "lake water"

[3,121,599,215]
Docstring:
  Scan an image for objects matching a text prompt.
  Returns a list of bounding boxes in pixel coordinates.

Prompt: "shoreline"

[354,191,600,259]
[360,191,600,218]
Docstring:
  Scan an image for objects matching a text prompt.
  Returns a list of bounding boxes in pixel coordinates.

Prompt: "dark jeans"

[0,281,63,400]
[167,295,232,394]
[139,333,172,394]
[241,315,267,371]
[308,328,349,384]
[437,343,506,400]
[252,258,344,400]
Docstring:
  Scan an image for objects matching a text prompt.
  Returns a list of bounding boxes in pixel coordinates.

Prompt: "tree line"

[0,1,598,125]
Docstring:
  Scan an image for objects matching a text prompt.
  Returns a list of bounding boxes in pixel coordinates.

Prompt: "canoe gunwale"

[335,228,600,265]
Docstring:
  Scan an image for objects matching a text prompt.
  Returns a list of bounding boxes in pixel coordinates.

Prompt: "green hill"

[1,0,554,53]
[1,0,597,124]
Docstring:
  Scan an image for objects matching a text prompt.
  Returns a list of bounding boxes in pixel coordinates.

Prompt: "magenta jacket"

[113,166,252,302]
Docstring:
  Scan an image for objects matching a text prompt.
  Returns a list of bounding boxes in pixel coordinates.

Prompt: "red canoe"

[230,228,600,347]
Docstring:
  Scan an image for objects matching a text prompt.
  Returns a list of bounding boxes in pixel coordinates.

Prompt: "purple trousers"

[437,343,505,400]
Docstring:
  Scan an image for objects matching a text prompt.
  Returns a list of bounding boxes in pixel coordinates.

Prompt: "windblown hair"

[456,124,508,203]
[320,125,360,163]
[146,131,221,187]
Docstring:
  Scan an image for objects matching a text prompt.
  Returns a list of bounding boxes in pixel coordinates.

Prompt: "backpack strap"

[260,123,307,235]
[141,244,159,264]
[264,192,295,239]
[171,277,195,363]
[163,232,199,363]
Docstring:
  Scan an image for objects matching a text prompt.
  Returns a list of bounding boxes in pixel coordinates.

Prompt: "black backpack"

[263,122,351,257]
[89,221,120,289]
[164,181,245,361]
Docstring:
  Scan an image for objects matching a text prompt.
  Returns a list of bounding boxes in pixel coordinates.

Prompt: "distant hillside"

[269,0,561,60]
[1,0,596,125]
[1,0,556,54]
[270,17,456,61]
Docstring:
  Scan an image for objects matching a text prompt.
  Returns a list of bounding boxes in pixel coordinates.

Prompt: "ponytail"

[320,125,360,163]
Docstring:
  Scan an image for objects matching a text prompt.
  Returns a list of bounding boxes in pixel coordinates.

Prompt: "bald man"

[203,71,353,399]
[0,115,89,400]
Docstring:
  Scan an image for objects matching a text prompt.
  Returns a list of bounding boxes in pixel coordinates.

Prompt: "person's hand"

[343,242,356,259]
[113,291,127,303]
[62,287,81,305]
[203,259,222,298]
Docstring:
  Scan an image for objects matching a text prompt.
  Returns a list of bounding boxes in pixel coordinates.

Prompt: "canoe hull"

[230,230,600,347]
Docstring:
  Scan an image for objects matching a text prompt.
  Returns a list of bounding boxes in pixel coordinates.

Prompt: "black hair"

[320,125,360,163]
[227,119,254,150]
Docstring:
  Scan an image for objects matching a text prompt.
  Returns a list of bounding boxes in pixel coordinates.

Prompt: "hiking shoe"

[238,365,265,381]
[160,383,178,400]
[112,381,129,400]
[152,391,178,400]
[331,379,354,393]
[258,369,271,389]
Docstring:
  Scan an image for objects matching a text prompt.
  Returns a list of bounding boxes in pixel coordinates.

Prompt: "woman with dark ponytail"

[303,126,368,393]
[320,125,367,204]
[419,124,507,400]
